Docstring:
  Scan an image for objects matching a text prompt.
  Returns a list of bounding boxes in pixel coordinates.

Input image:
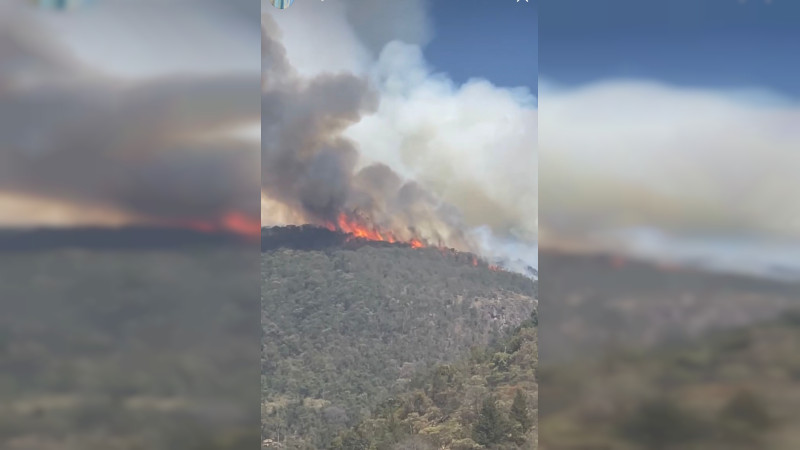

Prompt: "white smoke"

[346,41,537,271]
[539,78,800,278]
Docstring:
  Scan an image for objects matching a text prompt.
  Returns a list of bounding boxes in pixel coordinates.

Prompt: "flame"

[220,211,261,239]
[321,213,507,272]
[169,211,260,241]
[326,213,427,248]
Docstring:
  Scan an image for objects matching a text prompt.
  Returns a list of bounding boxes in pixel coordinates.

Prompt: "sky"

[540,0,799,98]
[538,0,800,279]
[425,0,537,95]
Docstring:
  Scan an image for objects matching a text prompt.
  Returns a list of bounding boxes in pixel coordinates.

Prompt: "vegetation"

[0,248,259,450]
[262,244,537,448]
[330,313,537,449]
[538,251,798,363]
[539,311,800,450]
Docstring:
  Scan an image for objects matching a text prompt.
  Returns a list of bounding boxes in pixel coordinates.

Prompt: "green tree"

[329,429,371,450]
[509,390,532,433]
[392,436,435,450]
[472,396,509,446]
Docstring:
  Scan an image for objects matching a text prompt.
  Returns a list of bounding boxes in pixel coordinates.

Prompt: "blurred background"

[0,1,260,449]
[538,1,800,449]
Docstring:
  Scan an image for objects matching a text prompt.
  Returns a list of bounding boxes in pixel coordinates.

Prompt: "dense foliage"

[540,311,800,450]
[330,313,537,449]
[0,249,260,450]
[262,245,537,448]
[539,251,798,363]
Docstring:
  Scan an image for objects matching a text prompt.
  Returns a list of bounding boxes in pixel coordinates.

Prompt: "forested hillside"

[538,250,800,450]
[331,313,537,450]
[262,243,537,448]
[0,248,260,450]
[540,311,800,450]
[539,251,799,362]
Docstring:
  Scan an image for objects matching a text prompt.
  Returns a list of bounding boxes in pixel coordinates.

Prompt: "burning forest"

[260,14,465,252]
[260,10,537,274]
[261,224,512,276]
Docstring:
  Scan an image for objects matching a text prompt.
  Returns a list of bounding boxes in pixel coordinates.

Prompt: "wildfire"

[321,213,505,272]
[220,212,262,239]
[325,213,427,248]
[470,254,501,272]
[171,211,261,241]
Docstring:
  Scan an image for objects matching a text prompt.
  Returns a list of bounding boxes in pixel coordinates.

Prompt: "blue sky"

[424,0,537,95]
[540,0,800,98]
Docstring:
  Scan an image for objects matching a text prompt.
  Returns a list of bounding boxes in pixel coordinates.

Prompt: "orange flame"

[170,211,260,241]
[220,212,261,239]
[326,213,427,248]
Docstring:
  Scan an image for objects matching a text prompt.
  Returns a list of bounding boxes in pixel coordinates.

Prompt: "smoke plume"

[261,7,537,269]
[261,13,470,248]
[0,2,260,228]
[540,79,800,244]
[538,79,800,277]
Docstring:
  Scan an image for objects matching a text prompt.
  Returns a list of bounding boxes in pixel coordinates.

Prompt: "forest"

[329,312,537,450]
[540,311,800,449]
[537,250,800,450]
[0,248,260,450]
[262,243,538,448]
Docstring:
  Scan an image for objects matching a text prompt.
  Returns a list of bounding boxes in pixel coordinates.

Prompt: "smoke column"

[0,1,260,229]
[261,6,537,270]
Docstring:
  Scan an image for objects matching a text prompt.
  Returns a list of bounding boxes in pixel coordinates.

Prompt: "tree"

[392,436,435,450]
[329,429,371,450]
[510,390,532,433]
[472,396,510,446]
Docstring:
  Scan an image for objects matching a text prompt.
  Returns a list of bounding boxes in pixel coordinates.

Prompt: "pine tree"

[473,396,509,446]
[510,390,532,433]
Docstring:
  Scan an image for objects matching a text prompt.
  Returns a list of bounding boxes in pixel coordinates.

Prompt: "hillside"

[261,234,538,448]
[538,249,800,450]
[0,248,260,450]
[539,312,800,450]
[330,312,537,450]
[539,250,799,363]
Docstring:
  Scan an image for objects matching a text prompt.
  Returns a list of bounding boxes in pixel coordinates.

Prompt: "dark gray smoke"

[0,4,260,225]
[261,14,468,247]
